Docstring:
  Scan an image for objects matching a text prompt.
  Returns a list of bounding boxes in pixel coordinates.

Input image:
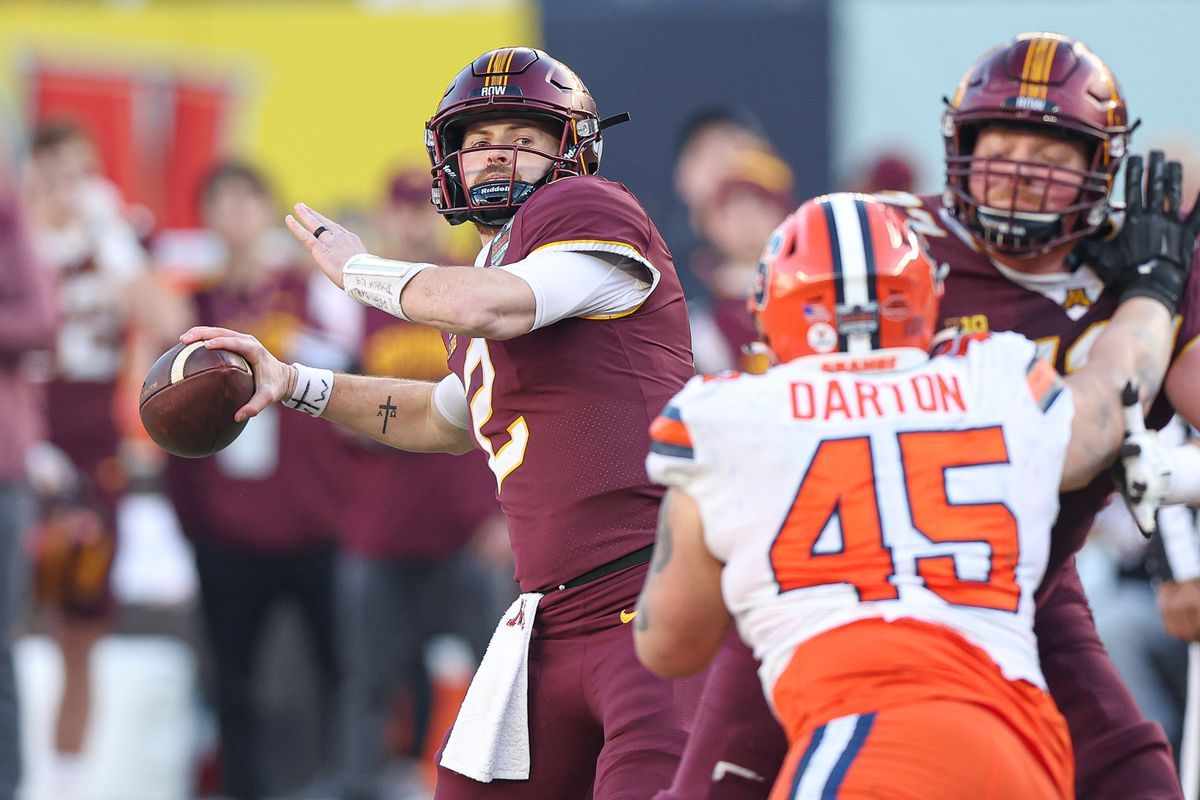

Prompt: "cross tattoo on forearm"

[378,396,398,434]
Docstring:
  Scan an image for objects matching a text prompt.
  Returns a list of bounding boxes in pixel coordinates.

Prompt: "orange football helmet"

[749,193,943,365]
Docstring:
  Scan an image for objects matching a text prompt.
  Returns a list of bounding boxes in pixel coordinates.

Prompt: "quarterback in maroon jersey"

[183,47,701,799]
[658,32,1200,800]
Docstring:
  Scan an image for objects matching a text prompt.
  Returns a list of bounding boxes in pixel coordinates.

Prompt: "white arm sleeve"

[499,249,655,330]
[433,373,470,430]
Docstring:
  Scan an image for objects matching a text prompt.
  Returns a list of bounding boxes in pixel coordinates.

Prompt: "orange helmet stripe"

[503,48,516,84]
[1019,36,1057,101]
[484,50,501,86]
[1018,37,1039,97]
[1035,38,1059,99]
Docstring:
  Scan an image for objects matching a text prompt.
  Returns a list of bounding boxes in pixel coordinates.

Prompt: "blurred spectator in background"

[374,170,442,265]
[841,149,920,195]
[21,120,147,800]
[0,137,56,800]
[666,107,770,301]
[687,149,792,374]
[1079,416,1195,761]
[330,169,505,800]
[164,161,356,800]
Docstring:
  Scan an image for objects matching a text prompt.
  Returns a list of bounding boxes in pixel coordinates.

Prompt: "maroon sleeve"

[509,177,654,264]
[0,201,56,360]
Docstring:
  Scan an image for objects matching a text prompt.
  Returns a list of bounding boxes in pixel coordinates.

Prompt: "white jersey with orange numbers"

[646,332,1073,703]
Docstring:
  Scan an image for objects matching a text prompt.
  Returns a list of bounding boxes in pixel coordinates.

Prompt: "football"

[139,341,256,458]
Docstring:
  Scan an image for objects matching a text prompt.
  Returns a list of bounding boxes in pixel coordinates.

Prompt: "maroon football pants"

[434,562,705,799]
[656,558,1181,800]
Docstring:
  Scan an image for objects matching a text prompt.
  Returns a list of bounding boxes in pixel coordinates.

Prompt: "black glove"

[1073,151,1200,314]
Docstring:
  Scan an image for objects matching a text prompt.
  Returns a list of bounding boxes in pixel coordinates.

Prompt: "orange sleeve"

[649,405,694,459]
[1025,357,1065,412]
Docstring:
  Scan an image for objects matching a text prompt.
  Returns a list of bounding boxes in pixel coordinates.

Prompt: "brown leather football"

[139,341,256,458]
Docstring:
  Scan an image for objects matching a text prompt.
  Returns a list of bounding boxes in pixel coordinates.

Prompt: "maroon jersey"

[444,176,693,591]
[44,247,127,525]
[338,308,498,561]
[166,268,347,555]
[881,192,1200,583]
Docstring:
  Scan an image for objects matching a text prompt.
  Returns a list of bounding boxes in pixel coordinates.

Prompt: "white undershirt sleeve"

[498,249,657,331]
[432,373,470,430]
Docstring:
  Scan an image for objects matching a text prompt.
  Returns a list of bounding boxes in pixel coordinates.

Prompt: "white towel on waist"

[440,592,542,782]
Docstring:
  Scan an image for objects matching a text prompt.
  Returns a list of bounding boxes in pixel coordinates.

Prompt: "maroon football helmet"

[943,33,1132,257]
[426,47,625,227]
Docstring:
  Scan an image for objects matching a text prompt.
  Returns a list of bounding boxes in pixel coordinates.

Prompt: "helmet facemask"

[429,113,598,228]
[944,118,1122,257]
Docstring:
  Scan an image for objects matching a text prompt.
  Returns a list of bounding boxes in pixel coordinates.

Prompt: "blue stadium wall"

[541,0,832,230]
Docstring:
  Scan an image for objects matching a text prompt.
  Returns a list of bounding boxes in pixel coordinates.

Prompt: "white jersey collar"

[989,260,1105,321]
[937,206,1103,321]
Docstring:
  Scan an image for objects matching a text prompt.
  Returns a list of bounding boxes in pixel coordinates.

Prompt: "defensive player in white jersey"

[634,193,1184,799]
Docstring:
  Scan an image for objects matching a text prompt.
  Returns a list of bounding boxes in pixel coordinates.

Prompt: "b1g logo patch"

[488,219,515,266]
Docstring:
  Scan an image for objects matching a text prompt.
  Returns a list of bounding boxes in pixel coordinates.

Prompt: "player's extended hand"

[179,326,293,422]
[285,203,366,290]
[1157,577,1200,642]
[1075,151,1200,314]
[1115,381,1172,537]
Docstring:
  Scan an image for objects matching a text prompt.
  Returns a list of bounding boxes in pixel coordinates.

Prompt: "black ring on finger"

[313,226,329,239]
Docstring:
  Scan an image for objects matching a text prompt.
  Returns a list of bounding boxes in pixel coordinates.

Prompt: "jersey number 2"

[769,428,1020,612]
[463,338,529,492]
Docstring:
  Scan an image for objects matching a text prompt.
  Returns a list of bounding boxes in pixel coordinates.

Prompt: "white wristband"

[282,363,334,418]
[1166,443,1200,505]
[342,253,435,322]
